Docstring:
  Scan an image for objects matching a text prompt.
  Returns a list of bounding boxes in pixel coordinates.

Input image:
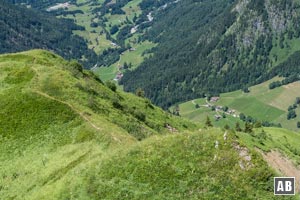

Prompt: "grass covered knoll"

[0,50,297,199]
[70,129,283,200]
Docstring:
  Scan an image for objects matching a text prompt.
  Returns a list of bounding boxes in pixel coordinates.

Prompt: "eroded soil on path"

[260,150,300,192]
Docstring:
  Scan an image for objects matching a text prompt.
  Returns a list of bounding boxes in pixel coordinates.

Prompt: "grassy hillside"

[0,49,194,199]
[176,78,300,131]
[0,50,298,199]
[237,126,300,196]
[239,127,300,163]
[79,130,280,200]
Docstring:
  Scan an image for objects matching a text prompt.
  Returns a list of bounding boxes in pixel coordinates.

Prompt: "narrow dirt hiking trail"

[30,65,124,143]
[33,90,102,131]
[260,150,300,192]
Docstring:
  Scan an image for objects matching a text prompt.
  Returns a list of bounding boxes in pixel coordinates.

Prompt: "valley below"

[175,77,300,132]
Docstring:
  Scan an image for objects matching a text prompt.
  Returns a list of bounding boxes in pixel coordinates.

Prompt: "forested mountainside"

[0,0,97,66]
[121,0,300,108]
[9,0,175,69]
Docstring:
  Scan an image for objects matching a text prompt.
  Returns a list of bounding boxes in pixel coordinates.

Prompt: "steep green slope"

[0,0,98,66]
[0,50,297,199]
[75,130,278,200]
[121,0,300,108]
[0,50,195,199]
[239,127,300,162]
[0,49,193,145]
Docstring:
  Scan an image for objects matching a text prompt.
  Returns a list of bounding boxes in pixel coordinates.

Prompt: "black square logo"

[274,177,295,195]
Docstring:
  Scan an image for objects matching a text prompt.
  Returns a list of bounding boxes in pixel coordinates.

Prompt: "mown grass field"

[59,0,112,55]
[103,0,142,29]
[58,0,145,56]
[93,64,118,81]
[56,0,156,81]
[93,40,156,81]
[119,40,156,69]
[123,0,143,20]
[176,77,300,131]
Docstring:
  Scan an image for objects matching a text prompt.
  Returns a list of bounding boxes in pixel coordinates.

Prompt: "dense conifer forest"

[121,0,300,108]
[0,0,97,66]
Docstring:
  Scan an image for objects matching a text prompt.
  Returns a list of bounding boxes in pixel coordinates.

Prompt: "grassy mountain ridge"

[0,49,194,144]
[0,50,299,199]
[121,0,300,108]
[83,130,277,200]
[0,49,194,198]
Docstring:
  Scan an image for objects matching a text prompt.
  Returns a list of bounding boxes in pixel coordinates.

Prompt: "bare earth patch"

[260,150,300,192]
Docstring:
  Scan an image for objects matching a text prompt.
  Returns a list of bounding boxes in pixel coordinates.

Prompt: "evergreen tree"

[239,113,246,121]
[205,116,213,127]
[258,129,267,144]
[254,121,262,128]
[123,62,129,69]
[244,122,253,133]
[135,88,145,97]
[133,13,137,22]
[222,106,229,112]
[105,81,117,92]
[242,87,250,93]
[235,122,242,132]
[110,25,119,35]
[224,124,230,130]
[287,110,297,120]
[173,105,180,116]
[296,97,300,105]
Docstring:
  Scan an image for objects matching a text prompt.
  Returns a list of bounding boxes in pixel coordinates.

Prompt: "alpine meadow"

[1,0,300,199]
